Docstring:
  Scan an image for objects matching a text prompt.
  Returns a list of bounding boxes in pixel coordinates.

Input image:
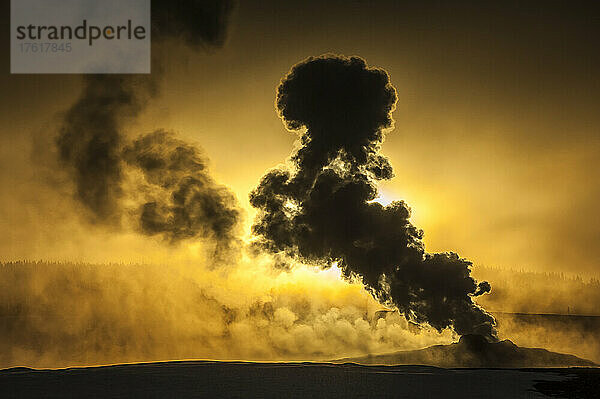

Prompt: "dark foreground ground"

[1,361,599,399]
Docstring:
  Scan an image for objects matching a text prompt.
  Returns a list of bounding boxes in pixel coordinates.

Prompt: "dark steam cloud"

[56,0,239,246]
[251,55,496,339]
[152,0,235,48]
[123,130,239,245]
[56,76,154,224]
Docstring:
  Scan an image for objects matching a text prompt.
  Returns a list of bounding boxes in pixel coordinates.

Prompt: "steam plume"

[250,55,496,338]
[123,130,239,246]
[56,75,152,224]
[56,0,239,247]
[152,0,234,48]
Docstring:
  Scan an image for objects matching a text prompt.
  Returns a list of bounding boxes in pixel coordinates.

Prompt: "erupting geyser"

[251,55,497,339]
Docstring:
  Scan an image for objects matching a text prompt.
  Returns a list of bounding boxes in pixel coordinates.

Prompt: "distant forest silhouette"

[474,265,600,316]
[2,261,599,316]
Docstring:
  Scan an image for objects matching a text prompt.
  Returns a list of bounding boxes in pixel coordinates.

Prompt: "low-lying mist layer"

[0,260,454,369]
[3,261,599,368]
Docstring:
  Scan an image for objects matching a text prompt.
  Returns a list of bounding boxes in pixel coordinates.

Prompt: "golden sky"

[1,0,599,276]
